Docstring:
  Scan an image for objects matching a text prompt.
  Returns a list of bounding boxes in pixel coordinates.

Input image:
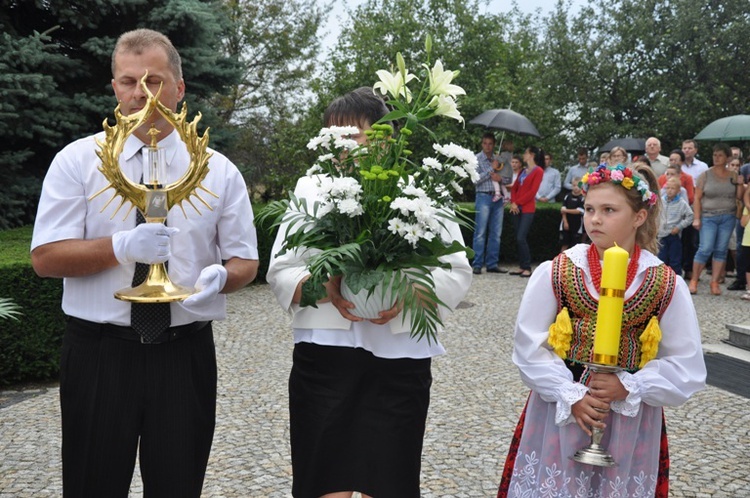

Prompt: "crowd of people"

[472,135,750,301]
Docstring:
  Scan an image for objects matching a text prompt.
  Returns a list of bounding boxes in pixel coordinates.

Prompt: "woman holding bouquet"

[267,87,472,498]
[497,164,705,497]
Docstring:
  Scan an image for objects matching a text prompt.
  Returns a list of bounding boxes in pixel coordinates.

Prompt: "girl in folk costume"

[498,164,706,498]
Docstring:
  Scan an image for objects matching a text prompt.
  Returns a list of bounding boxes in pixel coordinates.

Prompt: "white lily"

[374,68,417,103]
[425,60,465,99]
[428,94,463,122]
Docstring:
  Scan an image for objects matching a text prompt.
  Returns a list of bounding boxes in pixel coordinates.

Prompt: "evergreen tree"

[1,0,240,227]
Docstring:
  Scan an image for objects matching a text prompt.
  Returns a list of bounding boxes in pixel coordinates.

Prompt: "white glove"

[182,264,228,309]
[112,223,179,265]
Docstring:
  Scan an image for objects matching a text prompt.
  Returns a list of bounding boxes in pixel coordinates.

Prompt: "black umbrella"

[598,137,646,154]
[469,109,542,138]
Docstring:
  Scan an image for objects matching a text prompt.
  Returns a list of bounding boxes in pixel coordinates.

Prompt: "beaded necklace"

[587,243,641,291]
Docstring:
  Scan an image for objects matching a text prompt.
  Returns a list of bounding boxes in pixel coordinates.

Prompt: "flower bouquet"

[259,37,478,343]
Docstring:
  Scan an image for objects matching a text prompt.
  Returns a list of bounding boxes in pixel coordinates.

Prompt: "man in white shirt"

[563,147,590,196]
[536,152,562,203]
[645,137,669,177]
[682,139,709,186]
[30,29,259,497]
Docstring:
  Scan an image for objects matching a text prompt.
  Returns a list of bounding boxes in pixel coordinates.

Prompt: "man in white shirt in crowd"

[536,152,562,203]
[682,139,709,186]
[645,136,669,177]
[563,147,590,197]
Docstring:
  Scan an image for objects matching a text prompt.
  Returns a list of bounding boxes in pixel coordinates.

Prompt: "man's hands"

[182,264,228,309]
[112,223,179,265]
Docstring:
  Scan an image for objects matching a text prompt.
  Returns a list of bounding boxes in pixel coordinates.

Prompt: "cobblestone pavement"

[2,273,750,497]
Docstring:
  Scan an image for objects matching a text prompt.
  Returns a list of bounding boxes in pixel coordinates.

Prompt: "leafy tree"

[302,0,528,200]
[1,0,240,227]
[216,0,328,201]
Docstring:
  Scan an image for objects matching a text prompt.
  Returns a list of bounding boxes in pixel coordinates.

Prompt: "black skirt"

[289,342,432,498]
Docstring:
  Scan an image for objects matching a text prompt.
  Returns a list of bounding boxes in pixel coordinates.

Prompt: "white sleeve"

[618,277,706,408]
[512,261,589,425]
[266,177,318,313]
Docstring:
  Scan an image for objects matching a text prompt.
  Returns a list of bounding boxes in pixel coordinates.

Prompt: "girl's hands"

[588,371,629,404]
[572,372,628,436]
[572,394,610,437]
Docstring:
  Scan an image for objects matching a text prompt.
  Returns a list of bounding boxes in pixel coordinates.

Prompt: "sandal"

[688,279,698,294]
[710,281,722,296]
[519,271,532,278]
[509,269,524,275]
[741,291,750,301]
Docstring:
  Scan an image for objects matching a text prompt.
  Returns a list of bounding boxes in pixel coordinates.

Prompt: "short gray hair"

[111,29,182,81]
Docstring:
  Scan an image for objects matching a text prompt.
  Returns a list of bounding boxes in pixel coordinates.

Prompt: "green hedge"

[0,227,65,385]
[1,203,563,384]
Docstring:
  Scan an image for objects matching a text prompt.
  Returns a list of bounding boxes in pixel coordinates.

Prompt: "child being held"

[657,176,693,275]
[559,177,585,251]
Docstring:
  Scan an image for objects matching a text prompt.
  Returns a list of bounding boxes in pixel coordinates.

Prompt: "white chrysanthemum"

[401,185,429,200]
[307,135,328,150]
[434,143,476,165]
[450,181,464,194]
[334,137,360,151]
[329,177,362,198]
[390,197,416,216]
[422,157,443,171]
[403,224,423,247]
[388,217,407,235]
[306,164,324,177]
[337,198,363,217]
[318,153,335,163]
[464,161,480,183]
[449,164,469,178]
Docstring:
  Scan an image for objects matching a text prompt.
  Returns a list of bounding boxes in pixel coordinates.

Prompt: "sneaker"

[472,267,482,275]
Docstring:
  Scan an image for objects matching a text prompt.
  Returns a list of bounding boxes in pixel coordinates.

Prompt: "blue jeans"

[694,213,736,264]
[658,234,682,275]
[513,211,535,270]
[472,193,504,269]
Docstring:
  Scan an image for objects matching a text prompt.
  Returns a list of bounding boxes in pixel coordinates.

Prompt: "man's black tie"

[130,159,171,343]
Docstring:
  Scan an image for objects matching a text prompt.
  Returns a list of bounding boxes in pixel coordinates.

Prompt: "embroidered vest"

[551,253,676,373]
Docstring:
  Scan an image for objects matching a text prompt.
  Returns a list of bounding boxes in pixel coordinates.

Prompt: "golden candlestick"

[90,73,218,303]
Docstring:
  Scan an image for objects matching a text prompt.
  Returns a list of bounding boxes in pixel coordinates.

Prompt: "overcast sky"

[319,0,587,51]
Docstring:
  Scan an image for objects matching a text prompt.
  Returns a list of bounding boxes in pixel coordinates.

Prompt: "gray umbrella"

[694,114,750,141]
[469,109,542,138]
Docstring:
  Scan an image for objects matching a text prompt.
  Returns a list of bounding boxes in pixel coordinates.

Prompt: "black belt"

[68,316,210,344]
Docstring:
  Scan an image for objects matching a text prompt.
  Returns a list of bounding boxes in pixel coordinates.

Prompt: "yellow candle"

[593,244,629,365]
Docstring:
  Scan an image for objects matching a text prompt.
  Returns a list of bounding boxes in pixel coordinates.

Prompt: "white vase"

[340,278,396,319]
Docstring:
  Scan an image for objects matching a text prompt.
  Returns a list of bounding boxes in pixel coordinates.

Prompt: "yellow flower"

[621,177,635,189]
[581,173,589,184]
[548,307,573,359]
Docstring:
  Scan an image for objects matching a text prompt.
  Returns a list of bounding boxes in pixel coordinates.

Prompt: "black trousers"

[289,343,432,498]
[60,318,217,498]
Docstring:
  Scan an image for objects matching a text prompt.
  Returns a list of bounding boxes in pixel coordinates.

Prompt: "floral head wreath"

[579,163,658,207]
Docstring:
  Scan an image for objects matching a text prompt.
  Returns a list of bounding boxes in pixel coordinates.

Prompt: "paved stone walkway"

[2,273,750,497]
